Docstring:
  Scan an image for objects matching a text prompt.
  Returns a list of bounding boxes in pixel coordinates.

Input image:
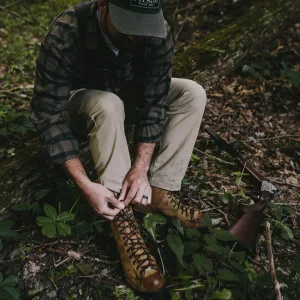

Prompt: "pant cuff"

[149,178,181,192]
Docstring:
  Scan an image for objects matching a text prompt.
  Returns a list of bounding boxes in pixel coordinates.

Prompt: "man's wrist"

[132,162,149,172]
[133,142,156,173]
[62,158,93,193]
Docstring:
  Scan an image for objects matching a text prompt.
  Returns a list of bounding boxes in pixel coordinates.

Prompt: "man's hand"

[83,182,124,220]
[118,143,156,206]
[119,166,152,206]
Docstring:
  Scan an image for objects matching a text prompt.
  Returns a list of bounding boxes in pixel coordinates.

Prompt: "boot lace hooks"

[167,191,196,221]
[115,206,156,275]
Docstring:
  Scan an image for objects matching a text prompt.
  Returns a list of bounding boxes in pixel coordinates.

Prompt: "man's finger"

[147,186,152,205]
[119,182,129,201]
[132,186,145,205]
[124,186,138,206]
[101,214,115,221]
[107,196,125,210]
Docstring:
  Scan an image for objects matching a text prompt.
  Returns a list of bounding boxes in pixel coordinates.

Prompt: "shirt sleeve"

[30,9,79,165]
[134,23,174,143]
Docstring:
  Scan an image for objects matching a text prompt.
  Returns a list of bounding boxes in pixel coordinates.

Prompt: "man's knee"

[82,91,124,119]
[176,79,206,113]
[181,79,207,112]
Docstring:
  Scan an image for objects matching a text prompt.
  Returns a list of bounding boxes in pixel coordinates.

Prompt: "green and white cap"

[108,0,167,38]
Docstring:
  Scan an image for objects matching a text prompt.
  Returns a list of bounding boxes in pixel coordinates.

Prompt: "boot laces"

[167,191,196,220]
[115,206,156,275]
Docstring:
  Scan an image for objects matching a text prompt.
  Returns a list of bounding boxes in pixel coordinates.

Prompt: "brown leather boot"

[111,205,165,293]
[134,187,204,228]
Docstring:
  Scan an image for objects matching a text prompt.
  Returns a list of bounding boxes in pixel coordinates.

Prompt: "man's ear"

[98,0,107,14]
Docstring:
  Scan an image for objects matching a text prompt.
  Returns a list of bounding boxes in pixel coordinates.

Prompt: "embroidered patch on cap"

[130,0,161,9]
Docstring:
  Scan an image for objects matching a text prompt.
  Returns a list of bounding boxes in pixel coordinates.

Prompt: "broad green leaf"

[278,223,293,240]
[0,221,14,230]
[77,263,94,275]
[193,253,213,275]
[143,214,167,242]
[57,222,72,236]
[231,171,249,176]
[181,178,190,186]
[172,220,184,235]
[206,244,223,255]
[35,189,53,200]
[229,260,245,272]
[204,213,212,227]
[42,224,56,238]
[0,229,20,240]
[44,204,57,221]
[1,275,18,287]
[0,239,2,251]
[231,251,246,262]
[0,286,20,300]
[183,242,202,256]
[191,154,201,161]
[186,229,201,241]
[0,272,3,284]
[219,193,234,204]
[56,212,75,222]
[211,289,232,299]
[217,269,239,281]
[174,282,204,291]
[36,216,53,227]
[167,234,185,267]
[212,229,237,241]
[204,234,217,246]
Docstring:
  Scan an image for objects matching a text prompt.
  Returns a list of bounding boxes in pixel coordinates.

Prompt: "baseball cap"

[108,0,167,38]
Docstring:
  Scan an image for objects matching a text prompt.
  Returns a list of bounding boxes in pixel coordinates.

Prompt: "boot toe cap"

[141,270,165,292]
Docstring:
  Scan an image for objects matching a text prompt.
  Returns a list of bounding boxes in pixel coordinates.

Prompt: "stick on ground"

[265,221,282,300]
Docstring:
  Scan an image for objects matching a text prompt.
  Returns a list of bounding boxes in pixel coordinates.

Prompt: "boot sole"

[129,281,168,299]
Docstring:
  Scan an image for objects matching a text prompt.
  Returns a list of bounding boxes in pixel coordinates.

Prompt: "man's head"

[97,0,166,51]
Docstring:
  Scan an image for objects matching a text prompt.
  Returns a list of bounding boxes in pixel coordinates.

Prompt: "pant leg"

[149,78,207,191]
[67,89,131,193]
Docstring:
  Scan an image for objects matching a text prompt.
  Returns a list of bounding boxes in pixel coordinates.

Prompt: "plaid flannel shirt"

[30,0,174,165]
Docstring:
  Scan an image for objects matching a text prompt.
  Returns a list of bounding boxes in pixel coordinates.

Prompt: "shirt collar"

[96,10,119,57]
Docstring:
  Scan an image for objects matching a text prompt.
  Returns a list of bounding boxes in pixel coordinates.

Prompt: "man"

[31,0,206,294]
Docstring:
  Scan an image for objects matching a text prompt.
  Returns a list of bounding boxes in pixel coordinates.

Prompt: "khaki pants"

[67,78,206,193]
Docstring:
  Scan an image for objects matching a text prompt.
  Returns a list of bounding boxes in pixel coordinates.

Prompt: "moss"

[173,0,299,79]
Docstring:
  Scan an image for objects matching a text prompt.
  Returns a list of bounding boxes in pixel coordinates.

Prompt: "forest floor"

[0,1,299,300]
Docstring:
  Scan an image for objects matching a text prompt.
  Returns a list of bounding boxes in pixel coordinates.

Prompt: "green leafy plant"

[113,285,134,300]
[280,62,300,88]
[0,221,20,251]
[36,204,75,238]
[0,273,19,300]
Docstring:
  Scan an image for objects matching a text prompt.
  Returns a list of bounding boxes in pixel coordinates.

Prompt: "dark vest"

[72,1,146,99]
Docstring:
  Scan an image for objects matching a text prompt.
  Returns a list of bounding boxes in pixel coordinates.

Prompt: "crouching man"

[31,0,206,294]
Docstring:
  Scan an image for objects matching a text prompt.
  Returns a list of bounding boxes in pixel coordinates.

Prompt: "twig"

[195,198,231,227]
[77,273,124,285]
[274,203,298,206]
[4,0,23,9]
[53,256,71,268]
[265,222,282,300]
[247,135,300,141]
[268,178,300,189]
[0,5,35,25]
[175,10,189,42]
[193,148,235,165]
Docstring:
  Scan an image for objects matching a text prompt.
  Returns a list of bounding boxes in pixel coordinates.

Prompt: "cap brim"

[109,2,167,39]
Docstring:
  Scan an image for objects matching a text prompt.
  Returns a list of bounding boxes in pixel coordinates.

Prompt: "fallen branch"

[0,5,35,25]
[268,178,300,189]
[265,221,282,300]
[247,135,300,141]
[193,148,235,165]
